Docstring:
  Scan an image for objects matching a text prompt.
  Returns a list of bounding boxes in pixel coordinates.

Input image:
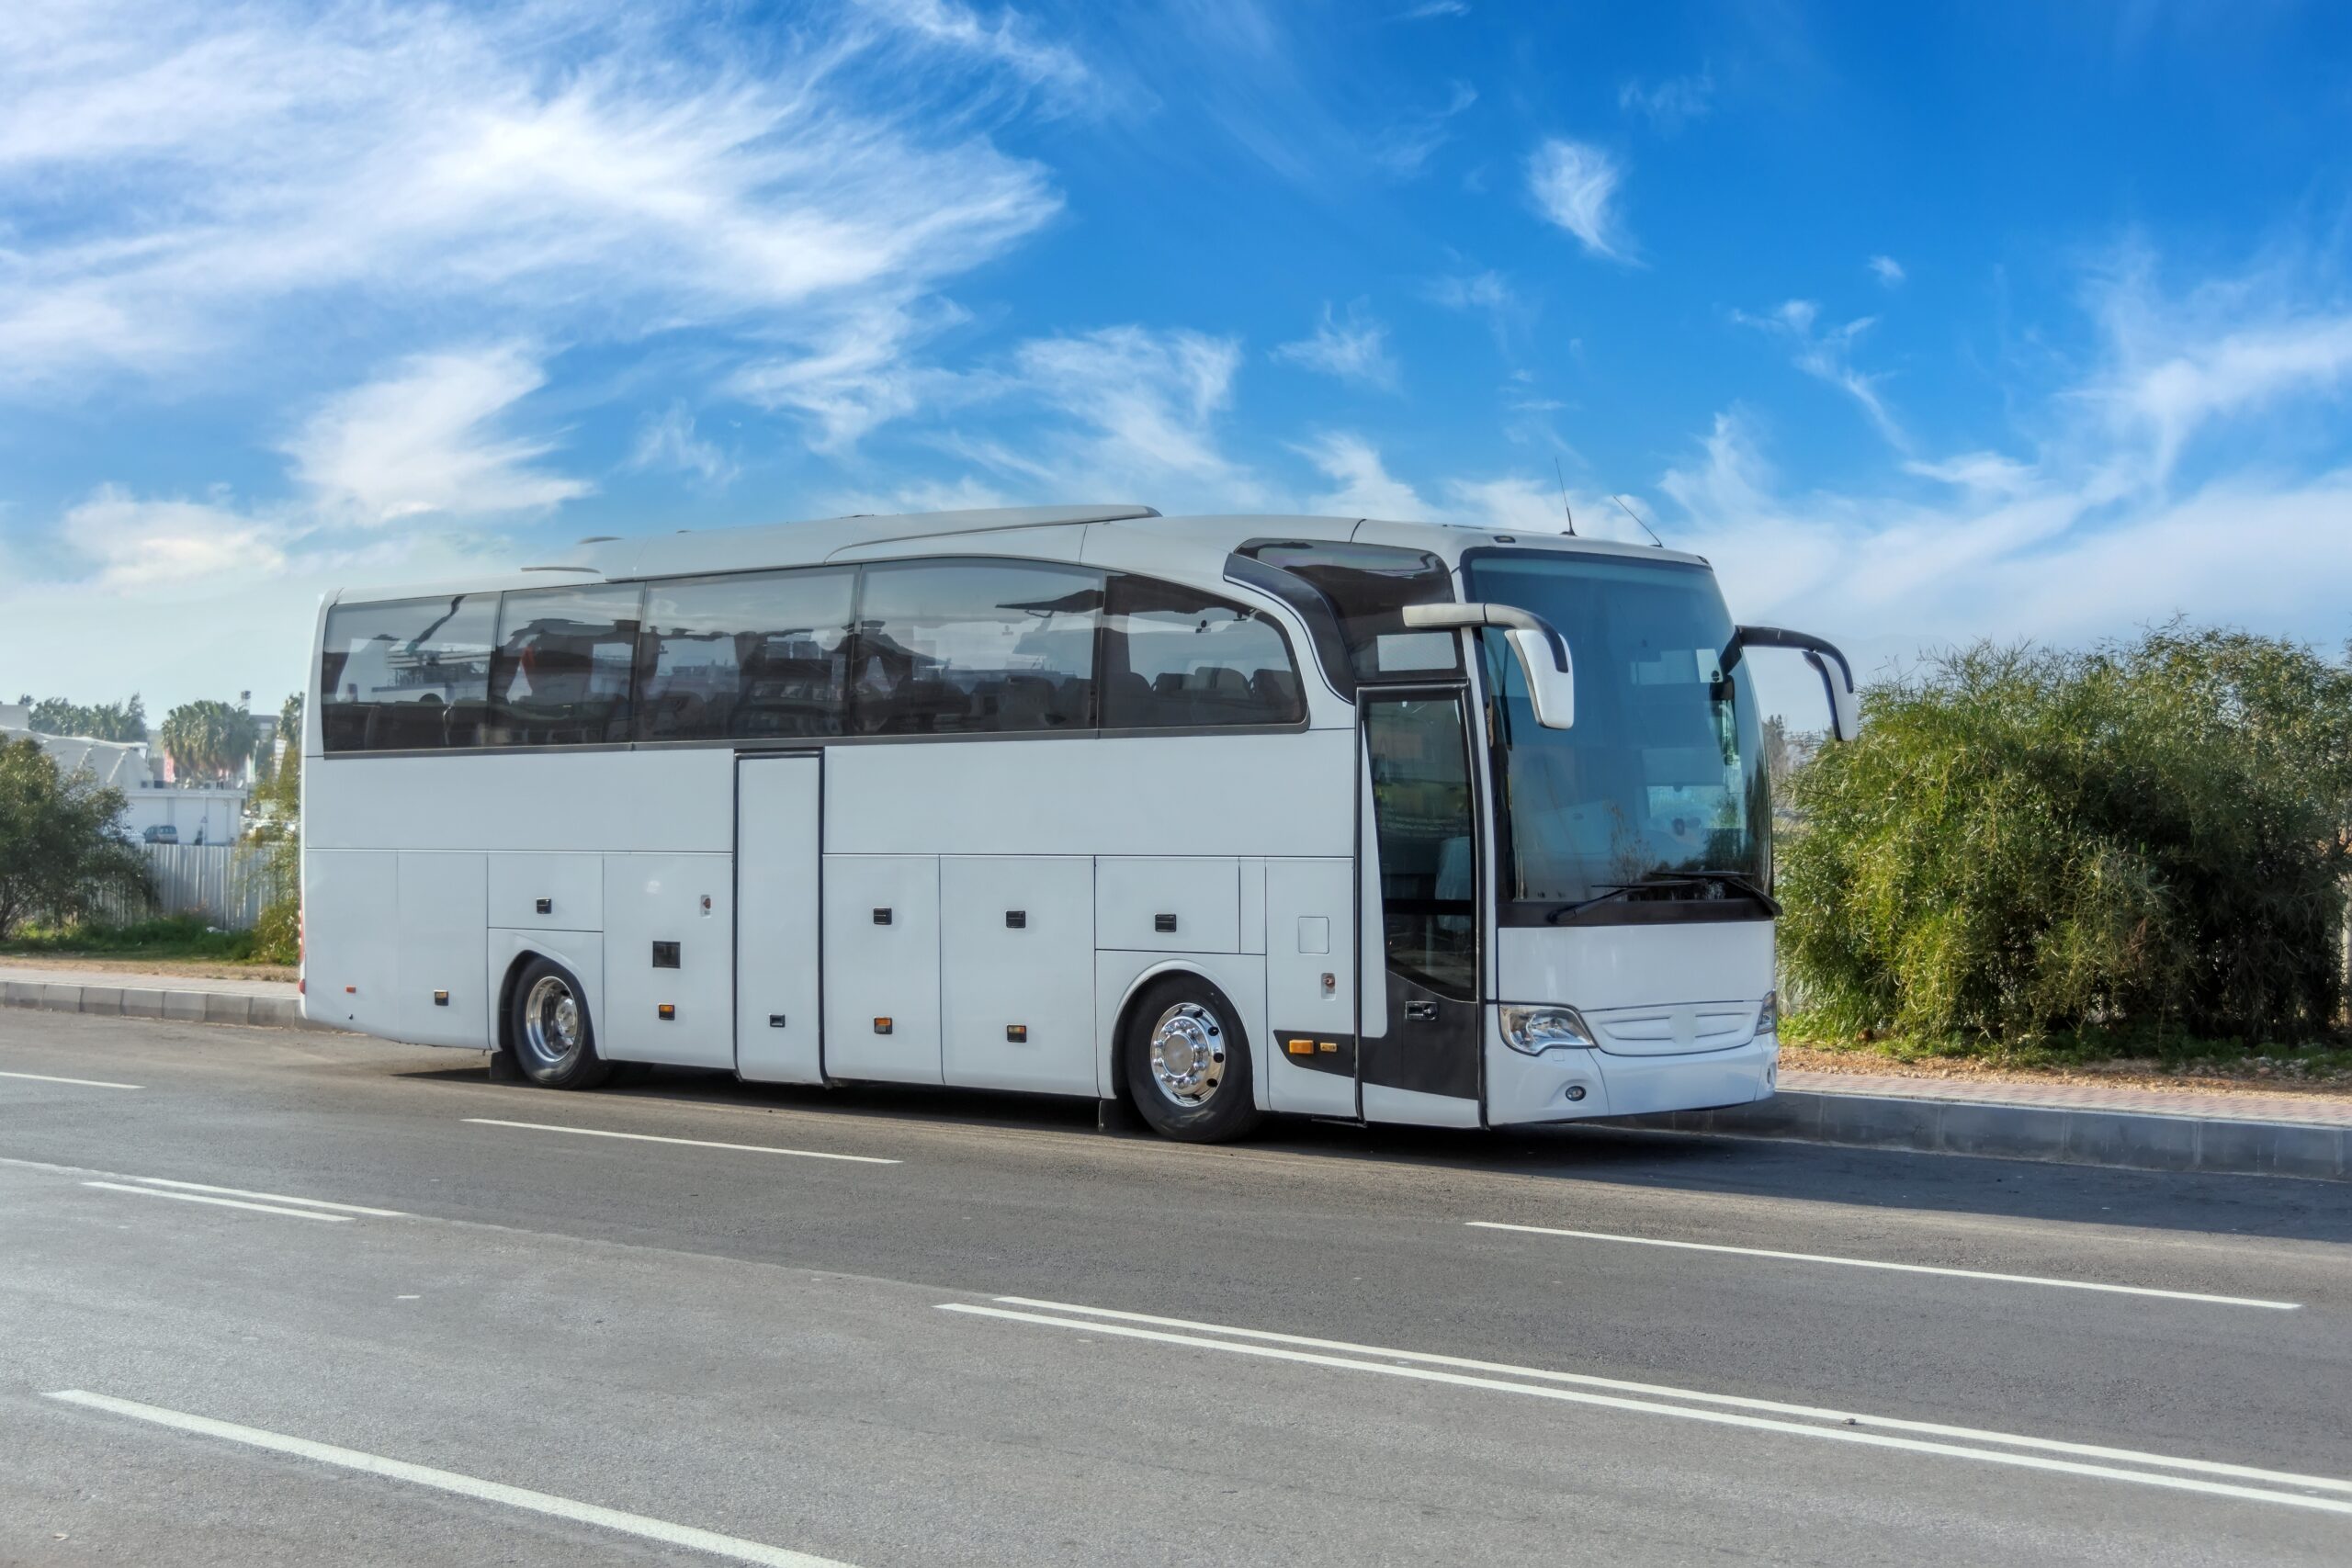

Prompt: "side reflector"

[1286,1038,1315,1055]
[433,990,449,1007]
[874,1017,893,1035]
[1006,1024,1028,1043]
[657,1004,676,1021]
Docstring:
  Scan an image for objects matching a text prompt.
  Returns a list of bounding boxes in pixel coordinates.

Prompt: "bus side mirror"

[1401,603,1576,729]
[1737,626,1860,741]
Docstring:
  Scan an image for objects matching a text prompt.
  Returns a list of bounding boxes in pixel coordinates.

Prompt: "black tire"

[508,956,612,1090]
[1121,975,1262,1143]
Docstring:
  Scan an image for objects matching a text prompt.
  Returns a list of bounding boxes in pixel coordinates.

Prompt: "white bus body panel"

[940,855,1095,1094]
[1261,858,1357,1118]
[822,854,943,1084]
[1097,858,1239,954]
[601,852,732,1068]
[735,755,824,1085]
[1486,922,1778,1125]
[396,852,488,1047]
[305,850,397,1032]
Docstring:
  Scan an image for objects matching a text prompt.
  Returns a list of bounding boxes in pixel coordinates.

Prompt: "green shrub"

[1781,628,2352,1046]
[1,913,257,962]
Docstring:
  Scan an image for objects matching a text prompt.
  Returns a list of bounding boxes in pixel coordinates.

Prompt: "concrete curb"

[7,980,2346,1181]
[3,978,340,1035]
[1615,1089,2349,1182]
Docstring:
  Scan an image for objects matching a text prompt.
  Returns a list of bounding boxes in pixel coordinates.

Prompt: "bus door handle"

[1404,1001,1438,1023]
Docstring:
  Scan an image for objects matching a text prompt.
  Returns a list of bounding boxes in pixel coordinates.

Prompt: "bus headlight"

[1500,1005,1597,1055]
[1756,990,1779,1036]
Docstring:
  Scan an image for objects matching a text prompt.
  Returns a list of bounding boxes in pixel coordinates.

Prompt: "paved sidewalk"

[1779,1066,2352,1129]
[0,964,294,998]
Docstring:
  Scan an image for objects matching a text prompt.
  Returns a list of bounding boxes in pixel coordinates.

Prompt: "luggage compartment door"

[734,752,824,1084]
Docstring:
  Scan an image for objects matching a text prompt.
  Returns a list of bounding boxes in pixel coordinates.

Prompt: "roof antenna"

[1610,493,1666,548]
[1554,457,1576,536]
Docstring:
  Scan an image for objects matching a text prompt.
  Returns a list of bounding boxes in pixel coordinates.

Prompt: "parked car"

[141,824,178,844]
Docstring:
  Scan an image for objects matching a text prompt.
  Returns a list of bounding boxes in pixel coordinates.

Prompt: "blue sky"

[6,0,2352,720]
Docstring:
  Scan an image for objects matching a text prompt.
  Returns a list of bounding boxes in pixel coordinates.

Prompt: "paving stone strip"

[4,964,2344,1180]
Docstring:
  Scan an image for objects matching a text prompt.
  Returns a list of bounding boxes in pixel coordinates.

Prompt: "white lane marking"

[978,1296,2352,1500]
[129,1177,408,1218]
[81,1181,351,1223]
[1465,1221,2301,1312]
[43,1390,859,1568]
[944,1303,2352,1516]
[463,1118,899,1165]
[0,1069,142,1089]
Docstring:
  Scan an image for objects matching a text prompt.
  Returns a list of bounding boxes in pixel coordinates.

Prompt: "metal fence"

[93,843,271,930]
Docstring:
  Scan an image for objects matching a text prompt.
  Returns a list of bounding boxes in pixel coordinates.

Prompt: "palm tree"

[159,700,258,784]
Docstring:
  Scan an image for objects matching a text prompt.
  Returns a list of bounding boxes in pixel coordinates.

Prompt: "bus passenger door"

[1357,692,1485,1127]
[734,752,824,1084]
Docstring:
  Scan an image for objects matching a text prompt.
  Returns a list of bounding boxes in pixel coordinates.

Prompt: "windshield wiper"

[1546,867,1781,923]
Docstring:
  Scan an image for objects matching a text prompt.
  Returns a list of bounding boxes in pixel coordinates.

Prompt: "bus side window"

[485,584,645,748]
[317,594,497,753]
[849,559,1102,736]
[635,569,854,742]
[1102,575,1305,729]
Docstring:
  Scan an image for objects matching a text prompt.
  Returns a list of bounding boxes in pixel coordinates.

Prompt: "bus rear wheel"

[1123,976,1261,1143]
[510,957,612,1090]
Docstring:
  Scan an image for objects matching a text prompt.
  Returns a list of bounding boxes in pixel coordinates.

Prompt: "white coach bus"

[301,504,1856,1142]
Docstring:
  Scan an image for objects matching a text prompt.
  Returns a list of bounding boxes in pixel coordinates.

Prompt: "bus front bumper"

[1485,1033,1779,1125]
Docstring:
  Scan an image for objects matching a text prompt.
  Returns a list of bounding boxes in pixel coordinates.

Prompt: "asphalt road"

[4,1011,2349,1567]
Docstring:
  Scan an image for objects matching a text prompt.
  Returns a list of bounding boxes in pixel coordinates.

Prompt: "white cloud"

[0,2,1062,390]
[1869,254,1905,288]
[1526,139,1632,262]
[58,487,288,592]
[1009,325,1250,488]
[1272,303,1400,390]
[2086,255,2352,481]
[1618,72,1713,132]
[630,405,736,486]
[1735,299,1906,449]
[1373,81,1477,178]
[1396,1,1470,17]
[849,0,1093,102]
[1298,433,1430,518]
[284,346,590,525]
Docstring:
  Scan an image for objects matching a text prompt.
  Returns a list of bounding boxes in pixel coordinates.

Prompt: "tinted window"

[636,570,853,741]
[1102,576,1303,728]
[486,584,644,746]
[849,560,1100,735]
[1366,694,1478,998]
[318,594,497,752]
[1240,541,1457,679]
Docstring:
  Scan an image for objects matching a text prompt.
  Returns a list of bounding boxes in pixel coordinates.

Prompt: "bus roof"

[329,503,1711,606]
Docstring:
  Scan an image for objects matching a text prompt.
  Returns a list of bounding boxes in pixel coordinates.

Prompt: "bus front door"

[1358,692,1485,1127]
[734,751,825,1084]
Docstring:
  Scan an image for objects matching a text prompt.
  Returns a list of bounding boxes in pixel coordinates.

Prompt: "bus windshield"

[1463,551,1770,917]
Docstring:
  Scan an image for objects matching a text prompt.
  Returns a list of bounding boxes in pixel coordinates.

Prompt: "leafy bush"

[1781,627,2352,1046]
[0,913,257,962]
[0,737,151,938]
[241,691,303,965]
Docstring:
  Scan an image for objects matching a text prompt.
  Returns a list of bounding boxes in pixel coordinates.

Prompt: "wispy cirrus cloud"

[1735,299,1905,449]
[1273,302,1400,390]
[1869,254,1906,288]
[1526,139,1633,262]
[285,345,590,525]
[0,0,1064,391]
[1618,70,1713,132]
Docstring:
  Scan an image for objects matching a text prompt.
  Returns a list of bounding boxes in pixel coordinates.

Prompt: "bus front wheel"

[1122,976,1261,1144]
[509,956,612,1090]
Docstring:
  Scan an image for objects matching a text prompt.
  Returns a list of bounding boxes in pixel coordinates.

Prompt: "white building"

[0,718,246,842]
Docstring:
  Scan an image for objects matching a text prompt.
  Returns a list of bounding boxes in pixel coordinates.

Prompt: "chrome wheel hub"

[1148,1001,1227,1107]
[522,975,582,1070]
